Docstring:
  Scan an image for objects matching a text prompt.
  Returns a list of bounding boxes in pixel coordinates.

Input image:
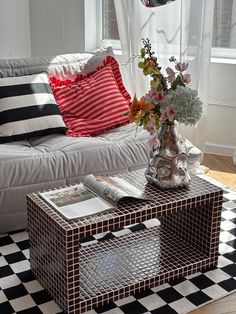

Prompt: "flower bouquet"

[128,38,203,188]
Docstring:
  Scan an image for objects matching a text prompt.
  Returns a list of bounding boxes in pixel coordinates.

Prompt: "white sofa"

[0,44,202,233]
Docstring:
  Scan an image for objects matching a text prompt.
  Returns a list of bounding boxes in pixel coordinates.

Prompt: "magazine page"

[39,183,114,220]
[84,174,148,203]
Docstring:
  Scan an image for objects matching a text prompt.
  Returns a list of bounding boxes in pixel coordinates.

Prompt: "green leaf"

[135,111,143,124]
[138,61,145,69]
[143,66,152,76]
[151,67,160,74]
[171,74,185,90]
[140,48,146,57]
[150,79,158,89]
[157,84,163,91]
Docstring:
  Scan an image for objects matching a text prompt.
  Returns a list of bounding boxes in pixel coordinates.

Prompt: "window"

[102,0,119,40]
[212,0,236,49]
[101,0,236,58]
[99,0,120,49]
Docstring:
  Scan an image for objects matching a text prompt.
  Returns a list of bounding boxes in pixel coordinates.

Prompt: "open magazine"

[39,174,149,220]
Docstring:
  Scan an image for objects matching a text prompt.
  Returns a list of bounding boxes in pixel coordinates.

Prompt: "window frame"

[92,0,236,61]
[95,0,103,48]
[211,47,236,60]
[96,0,121,50]
[84,0,121,51]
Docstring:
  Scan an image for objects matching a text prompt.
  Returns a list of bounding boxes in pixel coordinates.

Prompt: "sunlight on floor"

[202,154,236,190]
[205,170,236,190]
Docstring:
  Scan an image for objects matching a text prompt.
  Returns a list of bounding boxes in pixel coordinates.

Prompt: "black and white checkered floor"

[1,180,236,314]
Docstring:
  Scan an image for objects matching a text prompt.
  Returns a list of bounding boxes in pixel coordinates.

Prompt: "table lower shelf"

[79,225,208,303]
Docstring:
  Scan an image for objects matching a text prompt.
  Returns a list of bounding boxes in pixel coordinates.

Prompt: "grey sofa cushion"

[0,122,202,233]
[0,41,113,79]
[0,123,149,190]
[0,123,202,189]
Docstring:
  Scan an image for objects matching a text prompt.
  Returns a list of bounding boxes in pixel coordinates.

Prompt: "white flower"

[161,86,203,126]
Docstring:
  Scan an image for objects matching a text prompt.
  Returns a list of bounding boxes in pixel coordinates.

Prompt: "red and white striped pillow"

[49,56,131,137]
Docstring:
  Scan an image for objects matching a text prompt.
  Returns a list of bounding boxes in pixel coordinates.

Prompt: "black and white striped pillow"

[0,73,67,143]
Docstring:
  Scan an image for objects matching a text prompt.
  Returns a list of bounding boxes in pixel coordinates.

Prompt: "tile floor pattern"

[0,189,236,314]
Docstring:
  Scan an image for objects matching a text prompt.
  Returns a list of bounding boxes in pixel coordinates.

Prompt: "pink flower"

[183,73,191,84]
[160,107,176,123]
[145,117,157,135]
[149,136,160,150]
[148,59,156,67]
[145,118,160,149]
[145,88,164,104]
[166,67,176,83]
[175,62,189,72]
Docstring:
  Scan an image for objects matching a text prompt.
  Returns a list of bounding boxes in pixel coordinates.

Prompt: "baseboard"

[205,142,236,156]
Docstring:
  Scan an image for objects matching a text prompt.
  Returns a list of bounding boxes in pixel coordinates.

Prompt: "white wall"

[206,61,236,156]
[29,0,85,57]
[0,0,31,58]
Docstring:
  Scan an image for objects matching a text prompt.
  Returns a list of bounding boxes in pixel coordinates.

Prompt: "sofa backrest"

[0,41,113,80]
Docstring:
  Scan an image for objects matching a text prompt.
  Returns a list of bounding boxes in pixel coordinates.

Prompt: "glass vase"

[145,121,191,189]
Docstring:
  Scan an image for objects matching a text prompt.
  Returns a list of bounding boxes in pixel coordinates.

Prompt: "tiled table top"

[28,169,223,238]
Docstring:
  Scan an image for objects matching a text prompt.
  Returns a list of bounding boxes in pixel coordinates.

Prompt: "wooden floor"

[190,153,236,314]
[202,154,236,189]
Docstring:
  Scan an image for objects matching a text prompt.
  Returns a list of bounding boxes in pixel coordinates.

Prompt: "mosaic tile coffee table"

[27,169,223,314]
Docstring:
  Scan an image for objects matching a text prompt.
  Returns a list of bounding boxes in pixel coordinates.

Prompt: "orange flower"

[129,95,155,122]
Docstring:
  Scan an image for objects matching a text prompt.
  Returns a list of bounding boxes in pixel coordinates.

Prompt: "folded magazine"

[39,174,149,220]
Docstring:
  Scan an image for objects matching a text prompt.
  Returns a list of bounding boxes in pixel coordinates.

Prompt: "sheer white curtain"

[114,0,214,153]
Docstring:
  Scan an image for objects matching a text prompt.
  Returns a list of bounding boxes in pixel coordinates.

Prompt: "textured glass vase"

[145,121,191,189]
